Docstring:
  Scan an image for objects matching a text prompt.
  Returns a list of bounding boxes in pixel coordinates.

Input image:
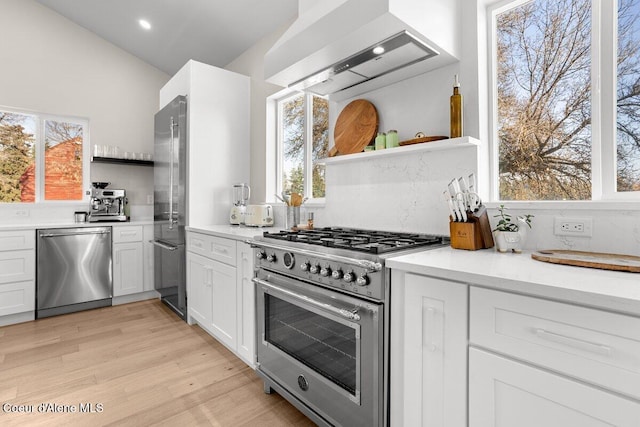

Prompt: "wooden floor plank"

[0,300,314,426]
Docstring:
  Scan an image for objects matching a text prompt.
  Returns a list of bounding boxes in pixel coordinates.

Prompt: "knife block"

[449,209,494,250]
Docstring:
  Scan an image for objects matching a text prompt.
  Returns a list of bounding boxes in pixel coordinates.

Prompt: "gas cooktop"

[262,227,448,255]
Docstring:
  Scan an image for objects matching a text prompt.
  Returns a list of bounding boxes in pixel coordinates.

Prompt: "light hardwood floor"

[0,300,315,426]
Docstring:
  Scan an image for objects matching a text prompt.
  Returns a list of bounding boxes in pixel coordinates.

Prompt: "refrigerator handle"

[169,116,177,229]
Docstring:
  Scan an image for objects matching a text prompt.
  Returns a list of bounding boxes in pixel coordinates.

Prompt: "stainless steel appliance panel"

[36,227,112,318]
[153,95,187,319]
[154,95,187,236]
[255,270,384,427]
[153,239,186,318]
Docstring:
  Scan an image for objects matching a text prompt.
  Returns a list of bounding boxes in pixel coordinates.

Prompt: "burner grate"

[263,227,445,254]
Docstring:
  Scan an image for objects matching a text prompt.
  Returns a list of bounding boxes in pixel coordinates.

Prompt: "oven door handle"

[245,239,383,273]
[252,277,362,321]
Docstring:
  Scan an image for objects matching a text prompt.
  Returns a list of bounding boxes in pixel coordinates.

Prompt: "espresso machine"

[229,183,250,225]
[89,182,128,222]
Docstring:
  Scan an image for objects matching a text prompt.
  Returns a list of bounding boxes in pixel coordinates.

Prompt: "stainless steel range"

[249,227,448,427]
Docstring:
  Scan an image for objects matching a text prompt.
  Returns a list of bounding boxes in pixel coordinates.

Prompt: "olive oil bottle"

[450,74,463,138]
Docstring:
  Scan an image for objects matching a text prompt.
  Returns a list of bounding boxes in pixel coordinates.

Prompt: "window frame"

[0,105,90,205]
[273,90,327,203]
[486,0,639,203]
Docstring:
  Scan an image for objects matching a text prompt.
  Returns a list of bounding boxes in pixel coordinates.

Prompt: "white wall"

[226,20,295,204]
[0,0,169,223]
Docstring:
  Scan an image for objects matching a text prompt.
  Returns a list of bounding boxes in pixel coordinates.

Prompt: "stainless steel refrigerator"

[152,95,187,319]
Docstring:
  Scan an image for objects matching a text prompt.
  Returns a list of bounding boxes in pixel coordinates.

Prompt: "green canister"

[386,130,399,148]
[375,132,386,150]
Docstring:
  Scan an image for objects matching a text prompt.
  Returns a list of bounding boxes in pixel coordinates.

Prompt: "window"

[276,92,329,200]
[490,0,640,201]
[0,108,89,203]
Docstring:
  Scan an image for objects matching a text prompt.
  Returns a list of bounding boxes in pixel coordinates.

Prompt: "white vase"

[493,229,526,253]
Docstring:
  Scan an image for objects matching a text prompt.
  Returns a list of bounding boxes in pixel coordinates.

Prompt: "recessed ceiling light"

[372,46,385,55]
[138,19,151,30]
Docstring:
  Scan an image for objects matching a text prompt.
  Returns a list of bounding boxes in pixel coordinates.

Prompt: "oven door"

[254,269,384,427]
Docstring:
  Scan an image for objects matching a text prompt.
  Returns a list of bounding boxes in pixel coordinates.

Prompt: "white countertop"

[387,247,640,316]
[186,224,280,241]
[0,220,153,231]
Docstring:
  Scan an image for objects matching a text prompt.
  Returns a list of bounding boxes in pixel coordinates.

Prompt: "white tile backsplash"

[323,144,479,235]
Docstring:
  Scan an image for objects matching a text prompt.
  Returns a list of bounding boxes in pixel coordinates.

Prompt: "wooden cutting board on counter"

[332,99,378,156]
[531,250,640,272]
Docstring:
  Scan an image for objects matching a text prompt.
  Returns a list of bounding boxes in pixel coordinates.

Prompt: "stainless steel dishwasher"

[36,227,112,318]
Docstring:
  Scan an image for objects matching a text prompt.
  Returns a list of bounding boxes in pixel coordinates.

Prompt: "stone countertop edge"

[386,246,640,316]
[186,225,284,241]
[0,220,154,231]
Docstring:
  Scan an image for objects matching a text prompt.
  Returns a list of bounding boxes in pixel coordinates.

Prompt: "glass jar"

[375,132,386,150]
[386,130,399,148]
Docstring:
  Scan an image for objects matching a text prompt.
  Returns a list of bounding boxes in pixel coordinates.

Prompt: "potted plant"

[492,204,534,253]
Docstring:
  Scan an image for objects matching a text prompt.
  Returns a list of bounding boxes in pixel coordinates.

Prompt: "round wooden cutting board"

[333,100,378,155]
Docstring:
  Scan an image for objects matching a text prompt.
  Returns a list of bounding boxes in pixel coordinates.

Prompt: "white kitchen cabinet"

[390,271,468,427]
[112,226,144,297]
[469,286,640,426]
[235,242,255,367]
[0,230,35,323]
[209,258,237,350]
[469,347,640,427]
[186,231,255,367]
[186,252,213,330]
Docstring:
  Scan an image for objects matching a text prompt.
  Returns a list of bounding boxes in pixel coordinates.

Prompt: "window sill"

[320,136,480,165]
[484,200,640,211]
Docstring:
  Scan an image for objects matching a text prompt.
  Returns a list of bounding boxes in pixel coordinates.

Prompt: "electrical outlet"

[146,194,153,204]
[14,209,29,217]
[554,216,592,237]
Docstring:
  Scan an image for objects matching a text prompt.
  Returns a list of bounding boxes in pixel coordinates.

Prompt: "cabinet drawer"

[470,287,640,400]
[187,233,237,266]
[113,226,143,243]
[0,230,35,252]
[0,250,35,284]
[0,280,35,316]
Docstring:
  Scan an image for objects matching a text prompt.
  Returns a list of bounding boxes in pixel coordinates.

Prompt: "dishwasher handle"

[40,230,110,238]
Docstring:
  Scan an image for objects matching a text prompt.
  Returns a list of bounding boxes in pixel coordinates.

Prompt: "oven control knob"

[331,269,343,280]
[300,261,310,272]
[283,252,295,269]
[320,266,331,277]
[256,250,266,260]
[356,275,369,287]
[266,253,277,263]
[343,271,355,283]
[309,264,320,274]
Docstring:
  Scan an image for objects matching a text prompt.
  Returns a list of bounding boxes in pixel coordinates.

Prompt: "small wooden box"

[450,221,484,250]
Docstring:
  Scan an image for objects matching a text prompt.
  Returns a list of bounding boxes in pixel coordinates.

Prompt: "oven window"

[265,294,357,395]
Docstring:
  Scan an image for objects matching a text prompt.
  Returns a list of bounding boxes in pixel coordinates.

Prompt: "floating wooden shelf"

[91,156,154,167]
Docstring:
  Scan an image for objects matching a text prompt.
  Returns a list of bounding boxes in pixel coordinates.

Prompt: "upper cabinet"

[264,0,461,100]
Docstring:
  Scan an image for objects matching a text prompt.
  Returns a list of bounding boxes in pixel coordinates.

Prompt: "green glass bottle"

[450,75,463,138]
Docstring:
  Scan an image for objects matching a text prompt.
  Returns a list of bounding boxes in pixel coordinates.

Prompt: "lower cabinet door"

[209,259,237,350]
[235,242,255,366]
[0,281,35,316]
[186,252,213,330]
[391,273,468,427]
[469,347,640,427]
[113,242,143,296]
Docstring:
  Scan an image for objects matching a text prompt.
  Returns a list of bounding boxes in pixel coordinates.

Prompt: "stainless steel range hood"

[289,31,438,96]
[265,0,460,98]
